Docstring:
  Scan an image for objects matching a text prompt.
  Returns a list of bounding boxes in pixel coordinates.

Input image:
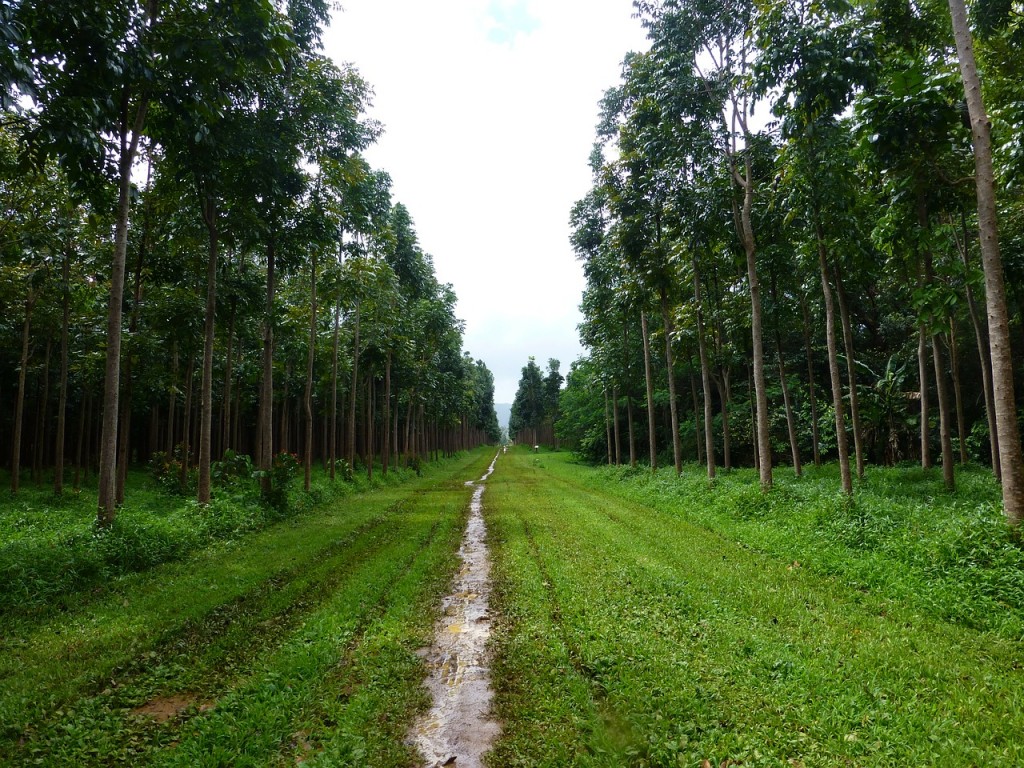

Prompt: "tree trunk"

[660,290,682,476]
[11,295,33,494]
[303,248,317,492]
[932,332,956,490]
[221,294,237,458]
[948,318,968,464]
[97,99,149,526]
[167,342,178,457]
[626,393,636,466]
[689,368,704,467]
[833,261,865,480]
[33,339,51,486]
[347,301,361,469]
[55,251,70,495]
[737,159,772,489]
[259,240,276,498]
[818,225,853,495]
[605,388,613,465]
[74,390,89,492]
[948,0,1024,525]
[383,351,392,475]
[918,323,932,468]
[694,254,716,479]
[641,310,657,471]
[197,195,219,505]
[612,386,621,465]
[801,296,822,466]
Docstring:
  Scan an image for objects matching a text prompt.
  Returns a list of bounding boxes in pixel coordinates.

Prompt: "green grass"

[0,448,496,767]
[487,448,1024,766]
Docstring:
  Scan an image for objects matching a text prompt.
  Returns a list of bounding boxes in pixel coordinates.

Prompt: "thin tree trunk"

[98,99,149,526]
[689,368,704,467]
[918,323,932,468]
[612,386,621,465]
[11,295,33,493]
[221,294,236,457]
[167,342,178,457]
[55,250,70,495]
[347,302,361,469]
[383,351,391,475]
[801,296,822,466]
[932,332,956,490]
[660,290,682,475]
[74,391,88,491]
[33,339,51,485]
[303,248,317,492]
[818,223,852,495]
[626,393,637,466]
[948,318,968,464]
[259,240,276,498]
[605,388,613,465]
[833,261,865,480]
[197,195,219,505]
[641,310,657,471]
[948,0,1024,525]
[694,255,716,479]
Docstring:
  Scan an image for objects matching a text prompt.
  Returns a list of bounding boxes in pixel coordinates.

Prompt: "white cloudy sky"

[322,1,649,403]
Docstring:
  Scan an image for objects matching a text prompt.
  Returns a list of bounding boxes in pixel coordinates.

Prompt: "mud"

[410,454,501,768]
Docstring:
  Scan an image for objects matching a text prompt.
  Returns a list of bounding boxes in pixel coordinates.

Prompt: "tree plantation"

[4,0,1024,766]
[0,0,501,523]
[562,0,1024,525]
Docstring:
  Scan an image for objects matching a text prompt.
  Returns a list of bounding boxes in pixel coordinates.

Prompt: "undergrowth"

[0,457,437,616]
[596,460,1024,639]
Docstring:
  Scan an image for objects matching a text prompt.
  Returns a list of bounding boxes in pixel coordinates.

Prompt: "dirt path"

[410,453,501,768]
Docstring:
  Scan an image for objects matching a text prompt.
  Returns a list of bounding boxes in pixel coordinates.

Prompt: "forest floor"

[3,447,1024,766]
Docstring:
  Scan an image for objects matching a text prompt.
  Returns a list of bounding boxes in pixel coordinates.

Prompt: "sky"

[322,1,650,403]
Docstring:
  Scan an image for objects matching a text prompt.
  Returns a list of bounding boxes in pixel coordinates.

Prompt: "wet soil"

[410,455,501,768]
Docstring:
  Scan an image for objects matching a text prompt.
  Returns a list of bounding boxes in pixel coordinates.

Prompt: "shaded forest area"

[0,0,501,525]
[557,0,1024,524]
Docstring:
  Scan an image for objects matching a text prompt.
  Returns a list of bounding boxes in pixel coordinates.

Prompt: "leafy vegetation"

[488,448,1024,765]
[0,448,494,767]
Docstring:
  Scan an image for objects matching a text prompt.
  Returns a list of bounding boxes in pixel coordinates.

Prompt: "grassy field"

[0,449,494,767]
[4,447,1024,766]
[486,449,1024,766]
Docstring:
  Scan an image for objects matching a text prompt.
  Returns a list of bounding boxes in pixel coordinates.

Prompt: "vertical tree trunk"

[329,306,340,480]
[641,310,657,471]
[11,295,33,494]
[659,291,682,475]
[932,333,956,490]
[694,255,716,479]
[801,296,822,466]
[259,241,276,498]
[347,302,361,469]
[948,0,1024,524]
[197,196,219,505]
[74,391,89,491]
[689,368,704,467]
[383,351,392,475]
[221,294,237,458]
[605,388,613,465]
[833,262,865,480]
[303,248,318,492]
[818,227,853,495]
[167,342,178,457]
[948,318,968,464]
[715,372,732,470]
[612,386,621,465]
[55,250,70,495]
[918,324,932,468]
[33,339,51,485]
[626,393,636,466]
[737,160,772,489]
[97,100,149,526]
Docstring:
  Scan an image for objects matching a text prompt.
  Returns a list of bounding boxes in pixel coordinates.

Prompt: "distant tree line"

[559,0,1024,524]
[0,0,500,524]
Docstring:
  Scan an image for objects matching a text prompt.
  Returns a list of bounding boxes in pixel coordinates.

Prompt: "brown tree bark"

[55,251,70,495]
[833,261,865,480]
[776,330,802,477]
[918,323,932,469]
[694,254,716,479]
[641,310,657,470]
[347,301,361,469]
[98,97,149,526]
[259,241,276,498]
[801,296,822,466]
[659,290,682,475]
[948,318,968,464]
[947,0,1024,525]
[11,294,33,494]
[303,247,317,492]
[817,222,852,495]
[932,333,956,490]
[197,195,219,505]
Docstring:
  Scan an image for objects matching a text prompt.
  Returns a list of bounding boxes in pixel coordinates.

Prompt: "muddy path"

[411,452,502,768]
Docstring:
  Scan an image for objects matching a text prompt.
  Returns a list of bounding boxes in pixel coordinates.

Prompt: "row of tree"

[508,357,563,448]
[0,0,500,524]
[558,0,1024,524]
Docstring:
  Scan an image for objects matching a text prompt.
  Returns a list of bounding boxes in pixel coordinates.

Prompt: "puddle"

[410,454,501,768]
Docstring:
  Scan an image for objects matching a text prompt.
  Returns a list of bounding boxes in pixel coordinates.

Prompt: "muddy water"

[410,454,501,768]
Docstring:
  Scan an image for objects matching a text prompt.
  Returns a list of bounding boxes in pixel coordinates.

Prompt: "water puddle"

[410,454,501,768]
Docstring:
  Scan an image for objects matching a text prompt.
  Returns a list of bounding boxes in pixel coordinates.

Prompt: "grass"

[0,448,496,767]
[0,460,427,616]
[486,448,1024,766]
